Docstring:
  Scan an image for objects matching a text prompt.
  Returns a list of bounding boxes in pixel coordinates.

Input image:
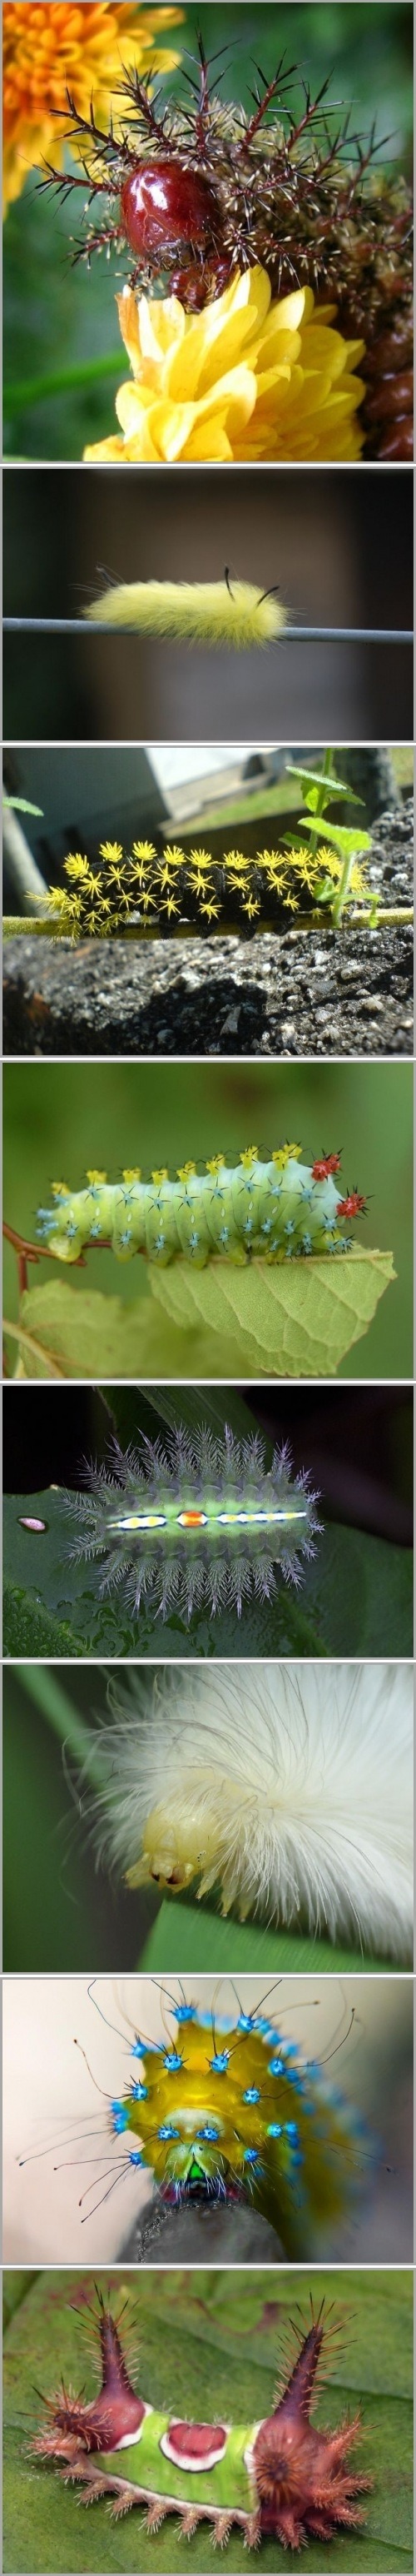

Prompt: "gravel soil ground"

[3,805,413,1059]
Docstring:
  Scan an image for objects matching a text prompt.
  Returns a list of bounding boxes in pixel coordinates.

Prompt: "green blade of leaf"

[2,795,44,814]
[17,1283,240,1381]
[286,765,363,803]
[150,1250,395,1378]
[3,1495,413,1659]
[140,1896,389,1977]
[14,1250,396,1381]
[301,817,372,855]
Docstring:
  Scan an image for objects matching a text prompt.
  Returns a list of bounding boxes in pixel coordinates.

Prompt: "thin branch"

[3,620,413,642]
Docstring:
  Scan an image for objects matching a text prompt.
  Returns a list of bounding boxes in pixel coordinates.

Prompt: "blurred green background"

[3,2,413,460]
[3,1057,414,1376]
[2,1662,145,1973]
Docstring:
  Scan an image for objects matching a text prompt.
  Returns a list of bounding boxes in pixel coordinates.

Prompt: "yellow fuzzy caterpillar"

[85,577,286,647]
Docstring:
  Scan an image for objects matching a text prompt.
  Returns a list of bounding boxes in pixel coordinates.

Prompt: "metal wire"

[3,618,413,641]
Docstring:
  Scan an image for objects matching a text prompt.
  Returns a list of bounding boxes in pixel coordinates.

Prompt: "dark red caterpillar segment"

[119,158,232,310]
[32,2304,145,2461]
[120,158,220,248]
[360,321,414,461]
[253,2319,369,2549]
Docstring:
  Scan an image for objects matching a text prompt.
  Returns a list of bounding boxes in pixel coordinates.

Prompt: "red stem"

[3,1219,146,1303]
[2,1218,88,1295]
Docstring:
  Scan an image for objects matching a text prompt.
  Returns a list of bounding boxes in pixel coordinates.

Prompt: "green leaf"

[150,1250,395,1378]
[2,795,43,814]
[17,1282,241,1381]
[286,765,362,805]
[2,2275,37,2333]
[3,1494,413,1659]
[301,817,372,856]
[14,1251,395,1381]
[2,1583,86,1659]
[141,1896,389,1978]
[3,2269,413,2573]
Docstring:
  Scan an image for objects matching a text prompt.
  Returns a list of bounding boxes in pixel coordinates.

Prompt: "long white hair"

[79,1662,413,1962]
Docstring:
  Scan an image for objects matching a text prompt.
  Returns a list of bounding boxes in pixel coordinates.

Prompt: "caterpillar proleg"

[64,1428,321,1622]
[84,577,286,646]
[82,1662,413,1957]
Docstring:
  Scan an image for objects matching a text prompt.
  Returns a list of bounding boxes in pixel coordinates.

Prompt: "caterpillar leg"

[58,2458,146,2515]
[210,2512,240,2548]
[61,2462,116,2504]
[143,2499,174,2532]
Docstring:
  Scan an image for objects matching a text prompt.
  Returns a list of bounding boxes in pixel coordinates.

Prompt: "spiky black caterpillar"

[32,2292,371,2548]
[37,44,413,456]
[37,1144,367,1265]
[65,1424,322,1621]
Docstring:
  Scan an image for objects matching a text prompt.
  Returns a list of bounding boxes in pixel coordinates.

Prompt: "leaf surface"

[17,1283,238,1381]
[150,1250,395,1378]
[3,1497,413,1660]
[15,1249,395,1382]
[141,1898,389,1977]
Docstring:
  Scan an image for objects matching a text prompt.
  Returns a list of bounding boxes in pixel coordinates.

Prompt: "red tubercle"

[336,1192,367,1218]
[312,1153,342,1180]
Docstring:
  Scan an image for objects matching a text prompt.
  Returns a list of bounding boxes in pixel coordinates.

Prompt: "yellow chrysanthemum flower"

[84,264,365,464]
[3,3,183,214]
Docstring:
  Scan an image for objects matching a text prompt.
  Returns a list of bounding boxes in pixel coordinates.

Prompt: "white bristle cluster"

[82,1662,413,1958]
[85,577,285,646]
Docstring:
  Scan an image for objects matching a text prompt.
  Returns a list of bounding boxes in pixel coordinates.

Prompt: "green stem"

[330,848,355,926]
[3,350,122,417]
[13,1661,106,1780]
[306,745,334,859]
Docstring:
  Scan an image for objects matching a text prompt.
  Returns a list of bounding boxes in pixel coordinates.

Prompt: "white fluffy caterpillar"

[84,575,286,647]
[82,1662,414,1961]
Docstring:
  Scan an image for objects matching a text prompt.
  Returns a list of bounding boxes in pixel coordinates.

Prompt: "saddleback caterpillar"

[32,2285,372,2548]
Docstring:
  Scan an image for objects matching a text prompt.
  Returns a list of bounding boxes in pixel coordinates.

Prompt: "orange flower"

[3,2,183,213]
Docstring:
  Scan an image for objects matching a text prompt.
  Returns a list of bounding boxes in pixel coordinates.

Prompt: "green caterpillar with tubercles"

[36,1143,367,1266]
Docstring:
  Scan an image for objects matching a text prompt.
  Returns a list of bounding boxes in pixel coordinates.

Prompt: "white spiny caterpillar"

[36,1144,366,1265]
[81,1662,413,1958]
[65,1426,321,1622]
[84,576,286,645]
